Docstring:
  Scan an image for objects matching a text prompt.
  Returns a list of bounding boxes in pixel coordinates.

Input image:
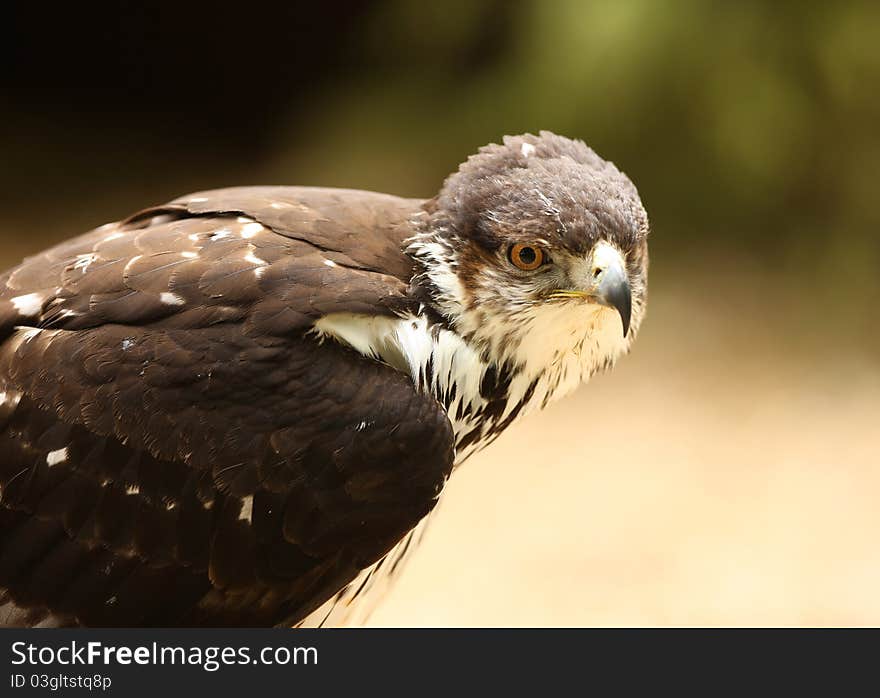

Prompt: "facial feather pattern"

[405,131,649,438]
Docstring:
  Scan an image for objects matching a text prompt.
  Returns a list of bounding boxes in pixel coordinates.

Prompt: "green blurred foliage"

[288,0,880,238]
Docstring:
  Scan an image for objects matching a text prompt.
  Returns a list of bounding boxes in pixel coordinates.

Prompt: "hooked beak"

[593,249,632,337]
[547,242,632,337]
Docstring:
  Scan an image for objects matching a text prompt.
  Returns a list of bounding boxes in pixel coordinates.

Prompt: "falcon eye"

[508,243,545,271]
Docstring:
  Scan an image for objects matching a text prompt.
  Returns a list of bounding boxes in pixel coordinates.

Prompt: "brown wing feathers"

[0,187,454,626]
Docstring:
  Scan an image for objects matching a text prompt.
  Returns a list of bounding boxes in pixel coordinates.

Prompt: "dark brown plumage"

[0,132,649,627]
[0,189,452,626]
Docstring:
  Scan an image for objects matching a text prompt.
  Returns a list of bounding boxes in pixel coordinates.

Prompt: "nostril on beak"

[588,244,632,338]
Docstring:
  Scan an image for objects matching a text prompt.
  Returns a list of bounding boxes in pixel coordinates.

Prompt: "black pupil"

[518,247,537,265]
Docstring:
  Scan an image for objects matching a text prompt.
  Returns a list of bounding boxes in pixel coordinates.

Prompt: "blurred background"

[2,0,878,625]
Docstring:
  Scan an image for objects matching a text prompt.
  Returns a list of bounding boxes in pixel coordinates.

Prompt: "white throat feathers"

[313,303,628,463]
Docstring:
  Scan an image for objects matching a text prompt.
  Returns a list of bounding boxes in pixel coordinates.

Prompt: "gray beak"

[597,269,632,337]
[591,244,632,337]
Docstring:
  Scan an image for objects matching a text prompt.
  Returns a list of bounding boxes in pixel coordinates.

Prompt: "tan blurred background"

[2,0,878,625]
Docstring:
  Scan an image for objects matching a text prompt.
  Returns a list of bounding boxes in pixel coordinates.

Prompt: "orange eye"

[508,243,544,271]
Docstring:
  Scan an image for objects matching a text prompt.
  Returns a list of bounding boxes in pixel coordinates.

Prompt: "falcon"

[0,131,649,627]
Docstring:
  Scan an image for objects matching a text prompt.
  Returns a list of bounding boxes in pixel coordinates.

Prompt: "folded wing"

[0,188,453,626]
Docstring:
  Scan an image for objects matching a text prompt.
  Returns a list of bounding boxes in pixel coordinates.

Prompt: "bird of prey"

[0,131,648,627]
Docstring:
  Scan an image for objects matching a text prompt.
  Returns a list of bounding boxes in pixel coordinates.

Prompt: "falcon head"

[410,131,649,390]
